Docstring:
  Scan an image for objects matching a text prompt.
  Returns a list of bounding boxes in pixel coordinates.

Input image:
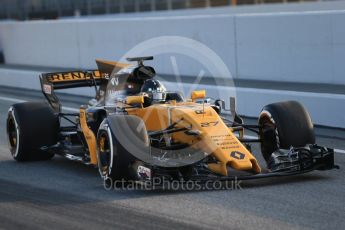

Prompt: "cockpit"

[102,56,184,107]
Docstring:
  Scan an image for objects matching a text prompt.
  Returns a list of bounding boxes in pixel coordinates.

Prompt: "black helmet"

[141,79,167,102]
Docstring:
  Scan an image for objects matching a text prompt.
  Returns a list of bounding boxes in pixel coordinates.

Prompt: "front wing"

[141,144,338,186]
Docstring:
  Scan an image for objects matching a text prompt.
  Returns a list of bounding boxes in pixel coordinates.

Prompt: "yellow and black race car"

[6,56,337,186]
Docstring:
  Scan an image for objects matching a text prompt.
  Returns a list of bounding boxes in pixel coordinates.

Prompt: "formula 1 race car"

[6,56,338,186]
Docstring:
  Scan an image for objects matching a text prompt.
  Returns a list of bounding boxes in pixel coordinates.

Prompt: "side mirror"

[191,90,206,102]
[126,95,144,105]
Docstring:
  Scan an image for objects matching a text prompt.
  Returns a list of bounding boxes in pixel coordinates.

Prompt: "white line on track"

[0,95,344,154]
[0,95,79,112]
[0,96,25,104]
[335,149,345,154]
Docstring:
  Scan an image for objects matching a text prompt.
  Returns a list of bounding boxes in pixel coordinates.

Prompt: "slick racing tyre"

[97,115,149,184]
[258,101,315,162]
[7,102,59,161]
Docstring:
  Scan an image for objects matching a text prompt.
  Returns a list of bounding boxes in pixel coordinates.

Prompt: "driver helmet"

[140,79,167,102]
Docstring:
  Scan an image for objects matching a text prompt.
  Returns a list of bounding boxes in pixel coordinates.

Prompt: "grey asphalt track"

[0,87,344,230]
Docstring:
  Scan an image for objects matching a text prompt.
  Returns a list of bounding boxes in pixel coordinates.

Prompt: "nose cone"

[190,113,261,176]
[207,143,261,176]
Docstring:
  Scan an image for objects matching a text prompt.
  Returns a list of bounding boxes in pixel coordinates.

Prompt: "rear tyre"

[7,102,59,161]
[258,101,315,162]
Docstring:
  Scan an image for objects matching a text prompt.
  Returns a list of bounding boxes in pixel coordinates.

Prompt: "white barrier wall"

[0,21,80,67]
[0,11,345,84]
[236,12,345,85]
[0,10,344,128]
[1,10,345,85]
[0,15,237,78]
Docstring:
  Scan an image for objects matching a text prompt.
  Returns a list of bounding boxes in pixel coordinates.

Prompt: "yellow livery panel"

[127,102,261,176]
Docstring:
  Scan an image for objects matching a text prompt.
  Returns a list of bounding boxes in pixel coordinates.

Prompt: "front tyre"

[97,115,150,185]
[96,121,128,184]
[258,101,315,163]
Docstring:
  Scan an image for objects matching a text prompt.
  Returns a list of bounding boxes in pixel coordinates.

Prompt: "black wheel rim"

[7,115,18,156]
[259,116,278,162]
[98,131,111,178]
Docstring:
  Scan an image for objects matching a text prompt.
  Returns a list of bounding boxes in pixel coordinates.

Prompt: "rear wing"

[40,70,108,113]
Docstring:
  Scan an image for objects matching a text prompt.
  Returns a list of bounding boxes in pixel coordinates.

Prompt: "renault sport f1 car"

[6,56,338,186]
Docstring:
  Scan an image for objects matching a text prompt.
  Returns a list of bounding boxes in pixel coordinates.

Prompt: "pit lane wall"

[1,10,345,85]
[0,10,344,128]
